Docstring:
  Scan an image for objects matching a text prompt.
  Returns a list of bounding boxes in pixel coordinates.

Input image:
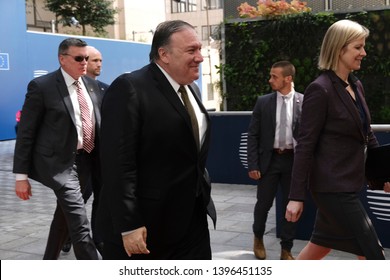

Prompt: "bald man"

[86,46,109,92]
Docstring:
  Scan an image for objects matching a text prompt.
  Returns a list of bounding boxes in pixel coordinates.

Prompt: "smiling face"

[338,37,367,74]
[59,46,88,80]
[158,27,203,85]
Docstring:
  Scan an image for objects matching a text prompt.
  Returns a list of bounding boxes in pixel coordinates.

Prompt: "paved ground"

[0,139,388,260]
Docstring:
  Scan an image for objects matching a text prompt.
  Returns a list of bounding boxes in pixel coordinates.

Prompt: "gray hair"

[149,20,195,63]
[58,38,88,56]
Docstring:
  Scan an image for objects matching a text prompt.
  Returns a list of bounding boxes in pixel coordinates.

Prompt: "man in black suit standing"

[86,46,109,92]
[98,20,216,260]
[247,61,303,260]
[13,38,102,260]
[61,45,108,254]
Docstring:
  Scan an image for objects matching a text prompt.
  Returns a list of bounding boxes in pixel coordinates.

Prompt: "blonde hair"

[318,19,369,71]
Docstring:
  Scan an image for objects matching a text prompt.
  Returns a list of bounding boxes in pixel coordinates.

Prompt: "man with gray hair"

[13,38,102,259]
[98,20,216,260]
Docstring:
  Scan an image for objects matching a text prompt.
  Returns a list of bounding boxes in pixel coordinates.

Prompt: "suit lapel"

[56,69,77,127]
[150,64,199,139]
[328,72,365,140]
[82,76,101,130]
[292,92,302,129]
[150,64,190,120]
[270,92,277,131]
[57,70,101,134]
[355,79,371,132]
[188,83,210,152]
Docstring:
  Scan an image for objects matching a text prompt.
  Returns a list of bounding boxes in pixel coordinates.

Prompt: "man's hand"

[248,170,261,180]
[15,180,32,200]
[285,200,304,222]
[122,226,150,257]
[384,182,390,193]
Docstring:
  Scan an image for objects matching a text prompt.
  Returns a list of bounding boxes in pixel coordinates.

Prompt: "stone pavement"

[0,140,388,260]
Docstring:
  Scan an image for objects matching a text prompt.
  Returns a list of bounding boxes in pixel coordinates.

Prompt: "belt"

[273,148,294,155]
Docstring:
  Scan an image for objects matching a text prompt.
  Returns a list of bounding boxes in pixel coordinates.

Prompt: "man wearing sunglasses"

[13,38,102,260]
[61,45,109,255]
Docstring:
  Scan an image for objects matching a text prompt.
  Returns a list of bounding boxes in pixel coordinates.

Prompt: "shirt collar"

[277,90,294,100]
[155,63,182,93]
[61,68,80,87]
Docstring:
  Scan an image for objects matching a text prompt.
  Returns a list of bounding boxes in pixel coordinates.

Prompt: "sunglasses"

[62,53,89,62]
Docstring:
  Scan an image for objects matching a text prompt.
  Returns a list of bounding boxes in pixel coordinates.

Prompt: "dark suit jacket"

[247,91,304,174]
[98,63,216,249]
[289,71,379,201]
[13,68,102,191]
[97,80,109,93]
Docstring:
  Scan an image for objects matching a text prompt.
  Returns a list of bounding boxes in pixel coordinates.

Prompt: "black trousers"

[103,197,211,260]
[43,152,98,260]
[253,152,296,251]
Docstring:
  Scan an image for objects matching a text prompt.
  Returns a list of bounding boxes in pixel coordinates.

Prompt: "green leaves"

[45,0,117,36]
[222,11,390,123]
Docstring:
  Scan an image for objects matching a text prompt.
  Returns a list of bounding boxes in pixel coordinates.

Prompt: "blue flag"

[0,53,10,70]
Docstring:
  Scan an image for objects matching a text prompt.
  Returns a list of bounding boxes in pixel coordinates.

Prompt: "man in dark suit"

[62,45,108,254]
[13,38,102,260]
[86,46,109,92]
[247,61,303,260]
[98,20,216,260]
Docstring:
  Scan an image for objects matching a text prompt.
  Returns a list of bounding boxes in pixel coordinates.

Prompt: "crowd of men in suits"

[13,19,390,260]
[13,20,216,260]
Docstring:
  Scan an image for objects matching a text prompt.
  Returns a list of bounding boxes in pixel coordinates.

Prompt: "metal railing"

[372,125,390,132]
[210,112,390,133]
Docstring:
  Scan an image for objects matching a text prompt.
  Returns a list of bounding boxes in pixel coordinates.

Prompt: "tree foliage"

[222,10,390,123]
[45,0,117,36]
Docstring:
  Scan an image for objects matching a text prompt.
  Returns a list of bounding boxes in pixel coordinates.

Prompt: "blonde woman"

[286,19,389,260]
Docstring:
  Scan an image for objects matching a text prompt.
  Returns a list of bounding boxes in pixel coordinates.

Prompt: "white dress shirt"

[274,91,295,149]
[15,69,95,181]
[156,64,206,147]
[62,68,96,150]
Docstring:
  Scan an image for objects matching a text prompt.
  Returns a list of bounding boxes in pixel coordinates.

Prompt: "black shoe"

[62,240,72,253]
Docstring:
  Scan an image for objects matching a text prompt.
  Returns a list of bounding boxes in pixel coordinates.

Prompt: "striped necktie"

[74,80,94,153]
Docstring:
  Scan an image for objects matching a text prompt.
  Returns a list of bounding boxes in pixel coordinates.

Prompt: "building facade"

[224,0,390,19]
[25,0,390,111]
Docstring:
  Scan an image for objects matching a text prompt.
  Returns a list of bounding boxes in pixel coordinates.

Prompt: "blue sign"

[0,53,9,70]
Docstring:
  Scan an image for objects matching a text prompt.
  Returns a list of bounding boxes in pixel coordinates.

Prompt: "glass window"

[202,25,220,41]
[171,0,197,13]
[202,0,222,10]
[207,83,214,101]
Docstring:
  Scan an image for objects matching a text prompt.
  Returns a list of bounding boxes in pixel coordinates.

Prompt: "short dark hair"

[149,20,194,62]
[272,60,296,79]
[58,38,88,56]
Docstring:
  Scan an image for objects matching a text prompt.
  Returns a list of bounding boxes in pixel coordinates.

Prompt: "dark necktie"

[74,80,94,153]
[179,86,200,150]
[279,96,287,149]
